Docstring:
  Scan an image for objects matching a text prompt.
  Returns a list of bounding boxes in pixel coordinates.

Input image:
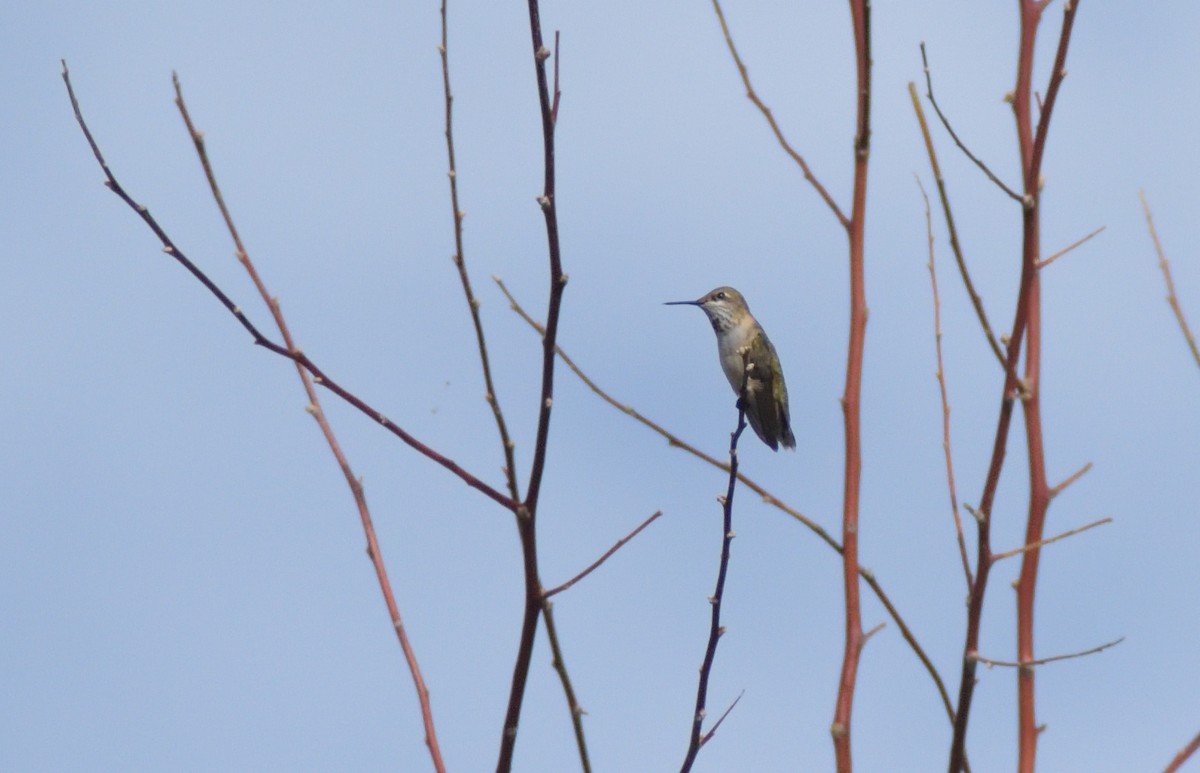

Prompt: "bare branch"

[919,44,1023,202]
[167,69,448,772]
[544,511,664,598]
[1162,730,1200,773]
[918,174,973,590]
[497,3,572,769]
[61,62,518,515]
[680,355,750,773]
[991,517,1111,562]
[709,0,849,228]
[861,621,887,647]
[1049,461,1093,499]
[1036,225,1105,269]
[541,601,591,773]
[908,81,1010,371]
[440,0,521,502]
[971,636,1124,669]
[1141,191,1200,370]
[699,690,745,748]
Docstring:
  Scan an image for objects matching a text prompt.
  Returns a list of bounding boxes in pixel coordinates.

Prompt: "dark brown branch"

[919,43,1024,203]
[1162,730,1200,773]
[970,636,1123,668]
[440,0,521,502]
[991,517,1110,562]
[1036,225,1105,269]
[1141,191,1200,369]
[919,175,974,590]
[497,276,961,731]
[680,356,750,773]
[496,2,570,769]
[709,0,849,228]
[544,510,664,598]
[167,69,446,772]
[908,81,1009,370]
[61,62,518,515]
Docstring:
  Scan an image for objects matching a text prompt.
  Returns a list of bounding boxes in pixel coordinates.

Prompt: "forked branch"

[65,61,449,772]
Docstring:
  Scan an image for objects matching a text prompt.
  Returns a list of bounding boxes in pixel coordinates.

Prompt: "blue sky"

[3,1,1199,771]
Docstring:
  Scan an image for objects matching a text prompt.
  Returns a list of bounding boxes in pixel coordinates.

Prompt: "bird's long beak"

[664,300,700,307]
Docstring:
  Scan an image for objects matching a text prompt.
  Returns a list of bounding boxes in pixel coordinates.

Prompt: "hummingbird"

[666,286,796,451]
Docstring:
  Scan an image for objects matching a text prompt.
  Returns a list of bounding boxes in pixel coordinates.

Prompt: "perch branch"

[680,355,750,773]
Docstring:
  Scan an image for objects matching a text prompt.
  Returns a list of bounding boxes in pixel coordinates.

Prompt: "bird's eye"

[717,291,726,299]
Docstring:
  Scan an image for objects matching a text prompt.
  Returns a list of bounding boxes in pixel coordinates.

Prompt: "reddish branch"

[707,1,873,764]
[830,1,872,770]
[62,62,451,771]
[680,361,750,773]
[1013,4,1080,770]
[1162,730,1200,773]
[943,3,1082,772]
[494,1,569,770]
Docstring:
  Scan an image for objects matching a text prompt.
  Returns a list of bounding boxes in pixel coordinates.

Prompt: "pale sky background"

[3,2,1199,771]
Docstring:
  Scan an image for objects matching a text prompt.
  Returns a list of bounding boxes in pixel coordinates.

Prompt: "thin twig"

[544,511,664,598]
[700,690,745,747]
[1036,225,1105,269]
[1162,730,1200,773]
[919,43,1023,203]
[551,30,562,125]
[1141,191,1200,369]
[61,63,518,514]
[710,0,849,229]
[1049,461,1092,499]
[496,276,961,731]
[919,175,973,590]
[970,636,1123,669]
[167,70,447,772]
[991,517,1111,562]
[680,355,750,773]
[440,0,521,502]
[908,81,1009,370]
[542,601,591,773]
